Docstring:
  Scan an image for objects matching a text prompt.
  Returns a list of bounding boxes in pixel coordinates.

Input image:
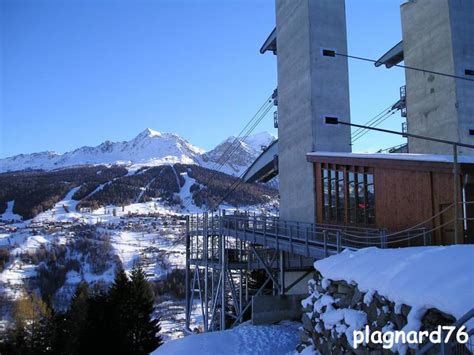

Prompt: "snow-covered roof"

[307,151,474,164]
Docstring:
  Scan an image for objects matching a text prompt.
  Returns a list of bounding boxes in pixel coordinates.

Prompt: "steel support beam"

[250,245,281,292]
[185,215,191,330]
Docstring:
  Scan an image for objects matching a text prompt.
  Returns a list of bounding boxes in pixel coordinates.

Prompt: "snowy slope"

[201,132,275,176]
[0,129,275,177]
[0,201,22,221]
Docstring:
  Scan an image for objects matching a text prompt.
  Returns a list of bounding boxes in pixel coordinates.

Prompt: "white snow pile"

[151,321,300,355]
[300,245,474,354]
[313,246,474,326]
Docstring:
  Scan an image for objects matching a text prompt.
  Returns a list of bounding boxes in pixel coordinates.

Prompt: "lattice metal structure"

[185,210,438,333]
[184,211,315,332]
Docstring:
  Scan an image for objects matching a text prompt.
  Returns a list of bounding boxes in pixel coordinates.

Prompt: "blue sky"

[1,0,405,158]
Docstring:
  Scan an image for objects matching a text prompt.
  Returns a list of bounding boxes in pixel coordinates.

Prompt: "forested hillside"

[0,164,277,220]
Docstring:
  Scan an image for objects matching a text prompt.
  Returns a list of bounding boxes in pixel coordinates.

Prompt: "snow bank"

[151,322,300,355]
[315,246,474,324]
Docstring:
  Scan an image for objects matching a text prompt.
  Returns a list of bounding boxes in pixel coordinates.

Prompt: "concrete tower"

[401,0,474,155]
[275,0,351,223]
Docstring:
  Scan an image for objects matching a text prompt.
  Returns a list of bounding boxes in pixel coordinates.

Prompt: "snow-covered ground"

[109,230,185,276]
[0,193,195,339]
[0,230,62,298]
[33,186,183,225]
[0,201,22,221]
[34,186,83,222]
[152,321,301,355]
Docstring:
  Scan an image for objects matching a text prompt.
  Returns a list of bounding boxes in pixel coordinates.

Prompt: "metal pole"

[185,215,191,329]
[203,212,209,331]
[219,211,226,330]
[279,250,285,295]
[239,269,243,323]
[453,144,461,244]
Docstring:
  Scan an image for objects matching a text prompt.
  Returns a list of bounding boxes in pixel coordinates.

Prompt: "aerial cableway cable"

[350,99,402,145]
[205,102,275,211]
[207,94,273,173]
[351,110,397,144]
[181,94,274,211]
[334,52,474,82]
[351,102,395,139]
[181,95,272,210]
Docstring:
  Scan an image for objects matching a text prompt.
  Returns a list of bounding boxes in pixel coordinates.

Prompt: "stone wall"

[298,271,457,354]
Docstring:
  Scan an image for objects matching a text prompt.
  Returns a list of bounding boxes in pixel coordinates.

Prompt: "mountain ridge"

[0,129,276,175]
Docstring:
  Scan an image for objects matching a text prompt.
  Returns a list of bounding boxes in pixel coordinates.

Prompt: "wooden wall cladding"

[374,168,434,231]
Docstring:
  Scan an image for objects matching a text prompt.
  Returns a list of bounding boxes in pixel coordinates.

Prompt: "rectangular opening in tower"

[322,49,336,57]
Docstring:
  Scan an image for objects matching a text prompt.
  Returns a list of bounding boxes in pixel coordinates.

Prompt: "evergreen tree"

[92,266,163,354]
[127,265,163,354]
[80,290,113,355]
[0,269,163,355]
[62,282,90,355]
[108,268,133,354]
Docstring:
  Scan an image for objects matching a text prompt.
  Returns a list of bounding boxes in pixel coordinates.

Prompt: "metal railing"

[417,308,474,355]
[188,200,472,260]
[220,212,432,257]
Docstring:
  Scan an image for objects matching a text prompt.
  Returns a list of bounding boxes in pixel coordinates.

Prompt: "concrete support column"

[275,0,351,223]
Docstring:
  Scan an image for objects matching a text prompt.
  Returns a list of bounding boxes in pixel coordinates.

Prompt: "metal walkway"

[221,211,432,259]
[184,210,433,334]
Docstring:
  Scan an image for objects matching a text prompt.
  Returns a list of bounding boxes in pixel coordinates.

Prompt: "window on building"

[367,173,375,224]
[337,170,345,222]
[321,167,375,225]
[330,170,337,220]
[322,169,329,221]
[356,173,365,224]
[348,171,356,223]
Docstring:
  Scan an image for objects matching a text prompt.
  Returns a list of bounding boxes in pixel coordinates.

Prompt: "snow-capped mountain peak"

[136,128,162,139]
[0,129,275,176]
[201,131,276,176]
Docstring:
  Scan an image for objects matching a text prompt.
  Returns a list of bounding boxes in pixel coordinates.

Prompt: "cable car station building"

[184,0,474,333]
[307,152,474,245]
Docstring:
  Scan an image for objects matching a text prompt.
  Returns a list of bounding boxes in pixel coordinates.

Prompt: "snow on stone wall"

[298,246,474,354]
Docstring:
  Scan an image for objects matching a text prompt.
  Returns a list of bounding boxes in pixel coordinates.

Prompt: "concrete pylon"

[275,0,351,223]
[401,0,474,155]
